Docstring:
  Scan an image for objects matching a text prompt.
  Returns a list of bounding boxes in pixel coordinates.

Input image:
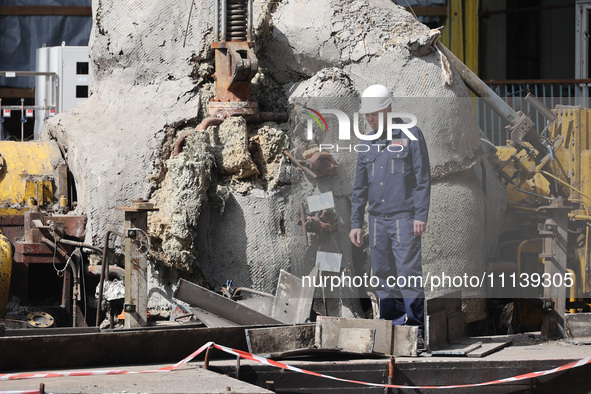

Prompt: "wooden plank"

[174,279,283,326]
[466,339,512,358]
[246,325,315,355]
[0,6,92,16]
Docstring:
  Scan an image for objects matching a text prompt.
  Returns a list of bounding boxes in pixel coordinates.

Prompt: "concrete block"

[337,328,375,354]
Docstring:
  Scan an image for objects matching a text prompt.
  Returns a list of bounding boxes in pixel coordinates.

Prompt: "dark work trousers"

[368,214,424,334]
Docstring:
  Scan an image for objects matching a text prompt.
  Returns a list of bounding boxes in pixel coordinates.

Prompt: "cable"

[51,224,67,277]
[183,0,196,48]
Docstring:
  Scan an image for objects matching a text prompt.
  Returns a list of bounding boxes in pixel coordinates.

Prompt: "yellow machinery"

[0,141,66,216]
[438,43,591,338]
[497,106,591,302]
[0,140,75,317]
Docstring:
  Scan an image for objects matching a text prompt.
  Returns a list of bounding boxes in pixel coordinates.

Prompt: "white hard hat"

[359,84,392,114]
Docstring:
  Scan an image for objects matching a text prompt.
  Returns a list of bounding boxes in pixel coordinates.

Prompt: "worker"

[349,84,431,346]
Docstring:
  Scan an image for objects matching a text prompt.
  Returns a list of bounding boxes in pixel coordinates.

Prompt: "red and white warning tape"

[1,341,590,391]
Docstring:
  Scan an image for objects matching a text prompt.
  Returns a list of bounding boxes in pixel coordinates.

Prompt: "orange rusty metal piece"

[211,41,258,103]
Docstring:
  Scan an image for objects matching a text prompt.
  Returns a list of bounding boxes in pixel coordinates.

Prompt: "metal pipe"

[214,0,220,42]
[232,287,274,299]
[56,238,103,253]
[540,170,591,202]
[220,0,227,42]
[204,345,213,370]
[173,116,224,156]
[96,230,124,326]
[247,0,253,42]
[436,42,519,124]
[385,356,395,394]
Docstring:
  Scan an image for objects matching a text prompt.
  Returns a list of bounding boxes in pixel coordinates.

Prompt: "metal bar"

[20,99,24,142]
[483,78,591,84]
[96,230,125,326]
[214,0,219,42]
[247,0,253,42]
[0,71,57,77]
[525,93,557,122]
[437,43,520,124]
[0,105,56,111]
[536,85,541,134]
[174,279,283,325]
[204,346,213,370]
[221,0,227,42]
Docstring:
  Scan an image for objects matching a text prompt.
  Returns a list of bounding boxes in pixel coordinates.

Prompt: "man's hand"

[349,228,362,247]
[413,220,427,236]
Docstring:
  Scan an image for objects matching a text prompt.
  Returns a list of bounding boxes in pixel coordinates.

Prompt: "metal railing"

[0,71,58,141]
[479,79,591,146]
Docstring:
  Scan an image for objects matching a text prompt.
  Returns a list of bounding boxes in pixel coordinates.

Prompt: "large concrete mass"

[41,0,505,321]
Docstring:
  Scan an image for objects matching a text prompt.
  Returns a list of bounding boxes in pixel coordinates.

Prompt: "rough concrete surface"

[0,363,272,393]
[40,0,506,321]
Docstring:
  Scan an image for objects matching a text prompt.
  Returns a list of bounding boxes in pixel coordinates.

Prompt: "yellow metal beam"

[465,0,479,75]
[450,0,465,62]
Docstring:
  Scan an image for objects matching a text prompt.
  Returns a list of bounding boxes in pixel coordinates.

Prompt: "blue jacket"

[350,127,431,229]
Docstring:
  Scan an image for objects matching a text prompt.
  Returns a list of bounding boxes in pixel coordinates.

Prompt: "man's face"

[364,105,391,131]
